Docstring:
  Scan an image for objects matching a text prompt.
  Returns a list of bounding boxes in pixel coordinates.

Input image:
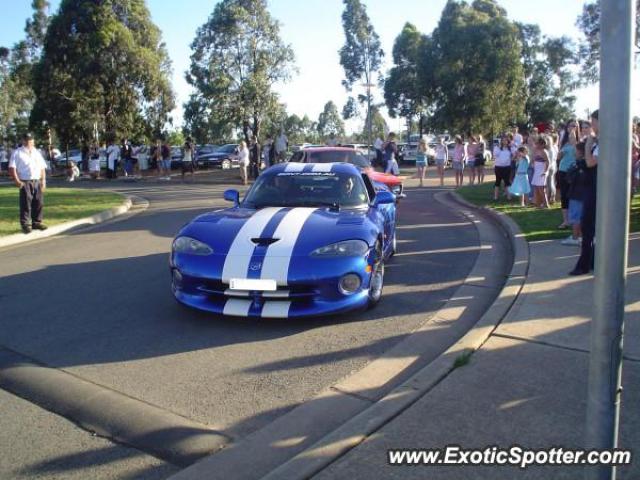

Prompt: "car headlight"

[310,240,369,257]
[172,236,213,255]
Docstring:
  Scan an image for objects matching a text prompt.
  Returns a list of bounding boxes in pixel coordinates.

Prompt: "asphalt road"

[0,173,481,477]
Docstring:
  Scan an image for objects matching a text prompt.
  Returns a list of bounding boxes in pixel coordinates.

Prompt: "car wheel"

[221,159,231,170]
[368,242,385,308]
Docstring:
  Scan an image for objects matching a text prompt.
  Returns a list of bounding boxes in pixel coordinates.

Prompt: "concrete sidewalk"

[310,234,640,479]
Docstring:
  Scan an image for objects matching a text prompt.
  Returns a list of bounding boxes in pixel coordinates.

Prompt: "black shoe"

[21,225,32,234]
[32,223,48,231]
[569,268,589,276]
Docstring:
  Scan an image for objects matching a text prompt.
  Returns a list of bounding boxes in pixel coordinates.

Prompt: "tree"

[359,105,387,142]
[317,101,345,140]
[0,1,50,143]
[576,0,640,84]
[31,0,175,147]
[339,0,383,144]
[183,93,234,143]
[342,96,358,120]
[187,0,295,145]
[25,0,50,59]
[166,128,184,146]
[516,23,578,125]
[384,23,425,138]
[420,0,525,135]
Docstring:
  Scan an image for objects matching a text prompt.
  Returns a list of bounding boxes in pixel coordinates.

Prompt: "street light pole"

[584,1,634,480]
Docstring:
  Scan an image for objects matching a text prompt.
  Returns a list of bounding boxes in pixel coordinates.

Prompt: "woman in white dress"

[531,136,550,208]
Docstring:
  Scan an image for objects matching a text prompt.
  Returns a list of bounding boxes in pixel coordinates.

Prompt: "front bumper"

[171,255,374,318]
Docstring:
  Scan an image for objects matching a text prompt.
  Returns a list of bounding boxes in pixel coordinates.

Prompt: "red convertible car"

[288,147,404,198]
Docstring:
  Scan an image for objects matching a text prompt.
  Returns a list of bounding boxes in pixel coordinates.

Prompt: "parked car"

[288,146,404,198]
[170,146,184,169]
[196,143,239,169]
[170,162,396,318]
[54,149,83,167]
[196,144,220,160]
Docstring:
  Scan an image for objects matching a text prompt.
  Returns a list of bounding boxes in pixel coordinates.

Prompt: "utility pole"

[584,1,634,479]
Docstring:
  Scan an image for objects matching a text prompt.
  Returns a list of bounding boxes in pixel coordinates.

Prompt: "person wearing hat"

[8,132,48,234]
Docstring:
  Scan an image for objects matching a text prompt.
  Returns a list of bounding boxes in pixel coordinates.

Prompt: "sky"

[1,0,638,133]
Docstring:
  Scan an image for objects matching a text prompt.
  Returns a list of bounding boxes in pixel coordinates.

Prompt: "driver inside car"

[339,177,367,205]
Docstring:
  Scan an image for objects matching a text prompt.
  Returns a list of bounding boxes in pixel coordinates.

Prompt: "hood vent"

[251,237,280,246]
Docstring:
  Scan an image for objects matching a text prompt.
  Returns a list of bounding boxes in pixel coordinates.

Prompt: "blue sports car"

[170,162,397,318]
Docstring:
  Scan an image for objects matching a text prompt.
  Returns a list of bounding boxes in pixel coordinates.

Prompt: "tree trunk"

[242,120,250,145]
[252,114,260,143]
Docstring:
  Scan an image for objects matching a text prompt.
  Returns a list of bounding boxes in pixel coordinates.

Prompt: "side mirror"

[223,189,240,206]
[373,190,395,207]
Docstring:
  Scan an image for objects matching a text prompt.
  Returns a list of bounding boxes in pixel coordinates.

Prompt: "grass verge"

[0,185,124,236]
[457,182,640,242]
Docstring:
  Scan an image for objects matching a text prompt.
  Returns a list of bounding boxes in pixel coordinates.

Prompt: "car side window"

[289,151,303,163]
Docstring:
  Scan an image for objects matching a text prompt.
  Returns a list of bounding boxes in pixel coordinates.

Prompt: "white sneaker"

[561,236,581,246]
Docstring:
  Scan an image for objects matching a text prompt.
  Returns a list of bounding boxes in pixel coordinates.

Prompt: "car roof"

[267,162,360,175]
[302,147,361,153]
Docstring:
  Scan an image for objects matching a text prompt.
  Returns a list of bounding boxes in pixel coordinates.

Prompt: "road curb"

[0,193,138,249]
[0,348,229,466]
[169,190,526,480]
[254,191,530,480]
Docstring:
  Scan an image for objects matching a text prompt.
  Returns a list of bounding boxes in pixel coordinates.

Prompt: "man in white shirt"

[106,140,120,179]
[9,132,48,234]
[373,136,384,167]
[512,126,523,147]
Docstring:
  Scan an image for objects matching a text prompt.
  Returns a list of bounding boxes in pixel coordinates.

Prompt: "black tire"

[368,242,385,309]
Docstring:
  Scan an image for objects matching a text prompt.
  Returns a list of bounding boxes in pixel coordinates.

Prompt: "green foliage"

[282,113,318,145]
[0,2,49,144]
[360,105,387,142]
[420,0,526,136]
[576,0,640,85]
[31,0,175,146]
[186,0,295,144]
[384,23,424,123]
[339,0,383,142]
[339,0,384,91]
[166,128,184,146]
[342,96,358,120]
[317,101,345,140]
[516,23,577,126]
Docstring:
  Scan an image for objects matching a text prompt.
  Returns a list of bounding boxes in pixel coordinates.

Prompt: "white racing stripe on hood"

[223,299,252,316]
[261,301,292,318]
[260,208,317,286]
[221,207,284,283]
[311,163,334,172]
[284,162,305,172]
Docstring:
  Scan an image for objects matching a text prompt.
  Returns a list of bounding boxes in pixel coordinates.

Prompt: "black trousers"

[575,187,596,272]
[557,171,570,209]
[19,180,44,227]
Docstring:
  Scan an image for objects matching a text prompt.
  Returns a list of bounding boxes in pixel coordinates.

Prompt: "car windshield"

[198,145,217,154]
[217,144,237,153]
[307,150,370,169]
[243,171,369,209]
